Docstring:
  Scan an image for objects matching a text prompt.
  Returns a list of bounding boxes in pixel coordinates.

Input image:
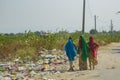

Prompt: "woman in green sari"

[78,35,89,70]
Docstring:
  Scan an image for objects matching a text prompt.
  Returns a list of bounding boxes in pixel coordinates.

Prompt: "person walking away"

[88,36,99,70]
[65,37,77,71]
[78,36,89,70]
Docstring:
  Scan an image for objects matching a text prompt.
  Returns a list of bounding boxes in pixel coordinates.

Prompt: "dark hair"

[79,36,82,39]
[69,37,72,39]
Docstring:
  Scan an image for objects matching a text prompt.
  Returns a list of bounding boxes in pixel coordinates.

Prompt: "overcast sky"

[0,0,120,33]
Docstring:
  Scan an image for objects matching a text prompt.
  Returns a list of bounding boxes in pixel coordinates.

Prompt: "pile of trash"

[0,49,69,80]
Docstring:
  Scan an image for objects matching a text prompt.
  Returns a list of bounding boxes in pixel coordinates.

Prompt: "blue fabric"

[65,39,77,61]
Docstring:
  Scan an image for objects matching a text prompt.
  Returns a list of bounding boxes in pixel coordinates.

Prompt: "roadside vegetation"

[0,30,120,61]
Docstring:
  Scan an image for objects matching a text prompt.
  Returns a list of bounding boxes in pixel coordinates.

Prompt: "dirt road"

[45,42,120,80]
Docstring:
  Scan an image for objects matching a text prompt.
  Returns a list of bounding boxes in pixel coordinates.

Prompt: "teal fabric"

[65,39,77,61]
[78,35,89,62]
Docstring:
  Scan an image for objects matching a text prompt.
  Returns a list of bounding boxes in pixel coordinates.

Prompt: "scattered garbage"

[0,50,68,80]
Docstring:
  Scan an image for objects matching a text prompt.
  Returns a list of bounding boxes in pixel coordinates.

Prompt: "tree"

[90,29,98,34]
[117,11,120,13]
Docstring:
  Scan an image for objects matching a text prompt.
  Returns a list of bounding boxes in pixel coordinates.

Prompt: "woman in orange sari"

[88,36,99,70]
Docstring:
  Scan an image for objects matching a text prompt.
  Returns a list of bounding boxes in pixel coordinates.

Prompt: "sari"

[65,39,77,61]
[78,35,89,70]
[88,36,99,69]
[65,38,77,71]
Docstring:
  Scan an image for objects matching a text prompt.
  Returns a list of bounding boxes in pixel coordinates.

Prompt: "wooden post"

[82,0,86,34]
[94,15,96,31]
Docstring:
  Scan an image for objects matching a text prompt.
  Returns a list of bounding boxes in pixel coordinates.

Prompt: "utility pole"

[82,0,86,34]
[94,15,96,31]
[110,20,113,34]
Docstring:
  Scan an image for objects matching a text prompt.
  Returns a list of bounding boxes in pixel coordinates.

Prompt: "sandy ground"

[45,42,120,80]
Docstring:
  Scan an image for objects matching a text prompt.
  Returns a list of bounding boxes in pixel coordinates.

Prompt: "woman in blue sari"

[65,37,77,71]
